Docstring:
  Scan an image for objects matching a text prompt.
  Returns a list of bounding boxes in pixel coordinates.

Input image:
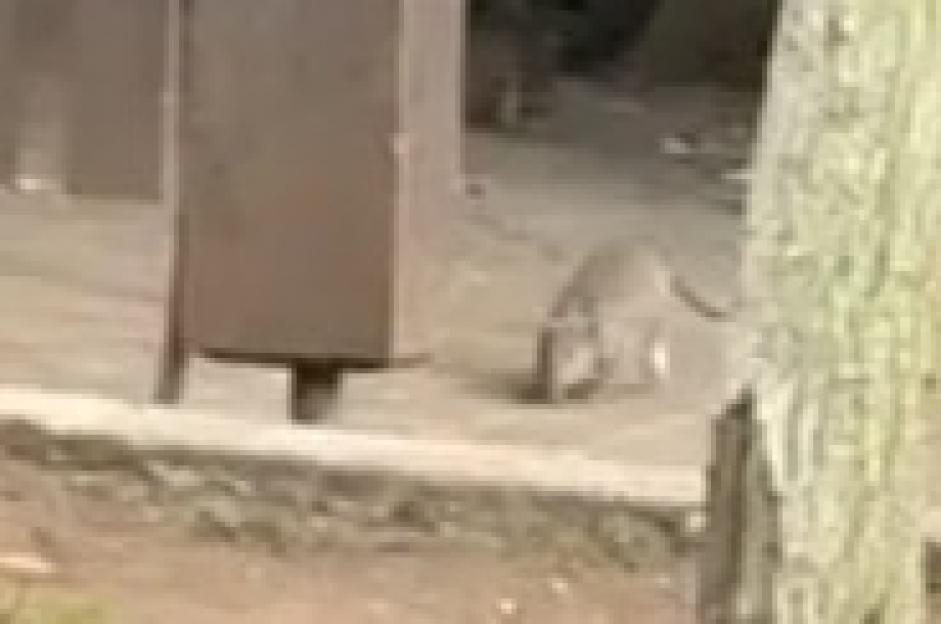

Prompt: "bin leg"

[154,253,188,404]
[290,360,343,424]
[154,328,187,404]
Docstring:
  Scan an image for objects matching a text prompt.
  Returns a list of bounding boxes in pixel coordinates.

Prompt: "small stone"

[685,510,707,535]
[497,597,518,617]
[652,571,673,591]
[193,497,243,541]
[144,460,203,491]
[547,575,571,597]
[721,167,753,184]
[15,176,54,194]
[0,552,57,580]
[660,134,695,157]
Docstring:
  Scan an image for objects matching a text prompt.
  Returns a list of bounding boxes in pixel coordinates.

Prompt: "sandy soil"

[0,452,695,624]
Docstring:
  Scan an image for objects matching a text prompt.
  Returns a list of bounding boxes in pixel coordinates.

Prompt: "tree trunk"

[627,0,778,87]
[702,1,940,622]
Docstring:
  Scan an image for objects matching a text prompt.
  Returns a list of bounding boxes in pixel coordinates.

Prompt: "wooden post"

[66,0,166,199]
[12,0,72,194]
[154,0,188,405]
[0,1,16,187]
[701,1,940,622]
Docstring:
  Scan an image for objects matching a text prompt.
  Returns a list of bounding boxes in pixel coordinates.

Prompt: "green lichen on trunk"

[705,0,941,622]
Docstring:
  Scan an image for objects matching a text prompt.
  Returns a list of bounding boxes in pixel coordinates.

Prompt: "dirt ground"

[0,452,695,624]
[3,452,939,624]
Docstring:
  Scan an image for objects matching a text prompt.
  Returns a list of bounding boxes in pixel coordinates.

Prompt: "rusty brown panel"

[0,1,15,187]
[180,0,401,361]
[65,0,166,200]
[393,0,464,358]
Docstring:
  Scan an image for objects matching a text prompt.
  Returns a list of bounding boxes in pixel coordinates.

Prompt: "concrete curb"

[0,383,938,550]
[0,384,702,508]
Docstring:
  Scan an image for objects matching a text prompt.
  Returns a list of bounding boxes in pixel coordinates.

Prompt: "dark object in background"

[465,0,665,129]
[464,26,524,129]
[554,0,663,75]
[465,0,559,131]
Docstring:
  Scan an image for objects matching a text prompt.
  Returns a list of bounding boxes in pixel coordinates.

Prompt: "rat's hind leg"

[640,320,669,389]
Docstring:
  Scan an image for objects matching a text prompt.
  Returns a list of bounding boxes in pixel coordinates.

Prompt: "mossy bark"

[702,2,940,622]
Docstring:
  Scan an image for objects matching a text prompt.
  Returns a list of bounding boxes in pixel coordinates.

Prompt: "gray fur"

[534,239,736,403]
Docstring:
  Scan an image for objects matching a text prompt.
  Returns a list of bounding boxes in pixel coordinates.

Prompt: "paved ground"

[0,80,748,474]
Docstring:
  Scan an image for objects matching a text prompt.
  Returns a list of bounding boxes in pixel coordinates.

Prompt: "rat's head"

[535,313,601,403]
